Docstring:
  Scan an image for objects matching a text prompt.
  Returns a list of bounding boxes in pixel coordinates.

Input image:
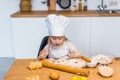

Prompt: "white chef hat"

[45,14,69,36]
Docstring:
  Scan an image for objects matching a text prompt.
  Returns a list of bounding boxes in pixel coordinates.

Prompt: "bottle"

[83,0,87,11]
[78,0,82,11]
[73,0,77,11]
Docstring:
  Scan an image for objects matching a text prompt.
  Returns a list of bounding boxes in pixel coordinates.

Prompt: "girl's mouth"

[55,44,60,46]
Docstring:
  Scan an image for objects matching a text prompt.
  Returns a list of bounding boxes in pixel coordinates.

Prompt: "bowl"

[87,59,97,67]
[98,65,114,77]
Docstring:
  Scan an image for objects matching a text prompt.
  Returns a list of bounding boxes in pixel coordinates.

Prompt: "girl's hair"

[47,36,68,52]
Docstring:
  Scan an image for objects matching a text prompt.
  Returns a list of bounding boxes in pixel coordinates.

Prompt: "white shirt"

[44,41,80,59]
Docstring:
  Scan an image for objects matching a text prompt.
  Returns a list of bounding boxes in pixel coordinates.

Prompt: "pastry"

[28,61,42,70]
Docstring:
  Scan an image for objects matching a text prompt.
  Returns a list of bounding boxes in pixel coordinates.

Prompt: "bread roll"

[28,61,42,70]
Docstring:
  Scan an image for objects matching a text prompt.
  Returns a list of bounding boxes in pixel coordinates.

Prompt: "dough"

[42,59,89,77]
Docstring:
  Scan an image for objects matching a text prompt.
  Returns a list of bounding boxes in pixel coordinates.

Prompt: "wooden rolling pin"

[81,56,91,63]
[41,59,89,77]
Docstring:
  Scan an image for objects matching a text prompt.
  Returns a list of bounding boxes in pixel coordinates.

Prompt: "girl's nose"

[56,40,59,43]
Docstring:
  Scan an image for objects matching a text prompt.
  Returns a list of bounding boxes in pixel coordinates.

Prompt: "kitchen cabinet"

[12,17,91,58]
[90,17,120,57]
[12,18,48,58]
[12,17,120,58]
[66,17,91,57]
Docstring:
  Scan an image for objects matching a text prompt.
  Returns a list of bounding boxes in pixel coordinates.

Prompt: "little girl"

[38,14,82,60]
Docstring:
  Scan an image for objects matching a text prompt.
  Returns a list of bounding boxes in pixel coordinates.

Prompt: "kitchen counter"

[11,10,120,18]
[4,59,120,80]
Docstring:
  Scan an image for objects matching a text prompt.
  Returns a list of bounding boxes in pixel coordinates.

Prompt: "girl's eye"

[52,38,56,40]
[58,38,62,40]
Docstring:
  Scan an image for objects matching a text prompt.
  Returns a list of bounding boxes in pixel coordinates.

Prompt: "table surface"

[4,59,120,80]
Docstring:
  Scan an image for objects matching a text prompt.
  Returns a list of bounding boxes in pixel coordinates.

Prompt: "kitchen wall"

[32,0,120,10]
[0,0,120,57]
[0,0,19,57]
[89,0,120,10]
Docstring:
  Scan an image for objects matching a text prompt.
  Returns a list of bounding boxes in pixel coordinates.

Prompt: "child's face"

[50,36,64,46]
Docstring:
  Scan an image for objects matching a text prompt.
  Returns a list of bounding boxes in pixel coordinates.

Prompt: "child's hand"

[38,49,47,60]
[68,51,82,58]
[68,53,77,58]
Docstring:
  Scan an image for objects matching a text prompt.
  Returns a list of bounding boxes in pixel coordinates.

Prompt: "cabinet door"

[66,17,91,57]
[12,18,48,58]
[90,17,120,57]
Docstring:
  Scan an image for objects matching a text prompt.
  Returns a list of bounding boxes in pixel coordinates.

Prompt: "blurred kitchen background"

[0,1,120,80]
[0,0,120,58]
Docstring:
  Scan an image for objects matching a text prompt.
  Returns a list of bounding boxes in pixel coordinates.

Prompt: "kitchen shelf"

[11,10,120,18]
[10,10,98,18]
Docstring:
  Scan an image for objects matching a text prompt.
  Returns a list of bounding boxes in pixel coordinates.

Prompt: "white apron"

[48,42,69,59]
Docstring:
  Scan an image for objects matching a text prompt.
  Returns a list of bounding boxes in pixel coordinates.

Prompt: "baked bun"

[28,61,42,70]
[49,72,60,80]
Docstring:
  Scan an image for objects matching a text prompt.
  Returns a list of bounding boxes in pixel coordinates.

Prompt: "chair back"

[37,36,49,57]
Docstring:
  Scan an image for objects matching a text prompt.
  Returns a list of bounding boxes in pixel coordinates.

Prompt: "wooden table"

[4,59,120,80]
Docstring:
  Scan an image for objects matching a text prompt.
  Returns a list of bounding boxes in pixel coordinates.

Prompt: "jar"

[19,0,32,12]
[72,0,77,11]
[83,0,87,11]
[78,0,82,11]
